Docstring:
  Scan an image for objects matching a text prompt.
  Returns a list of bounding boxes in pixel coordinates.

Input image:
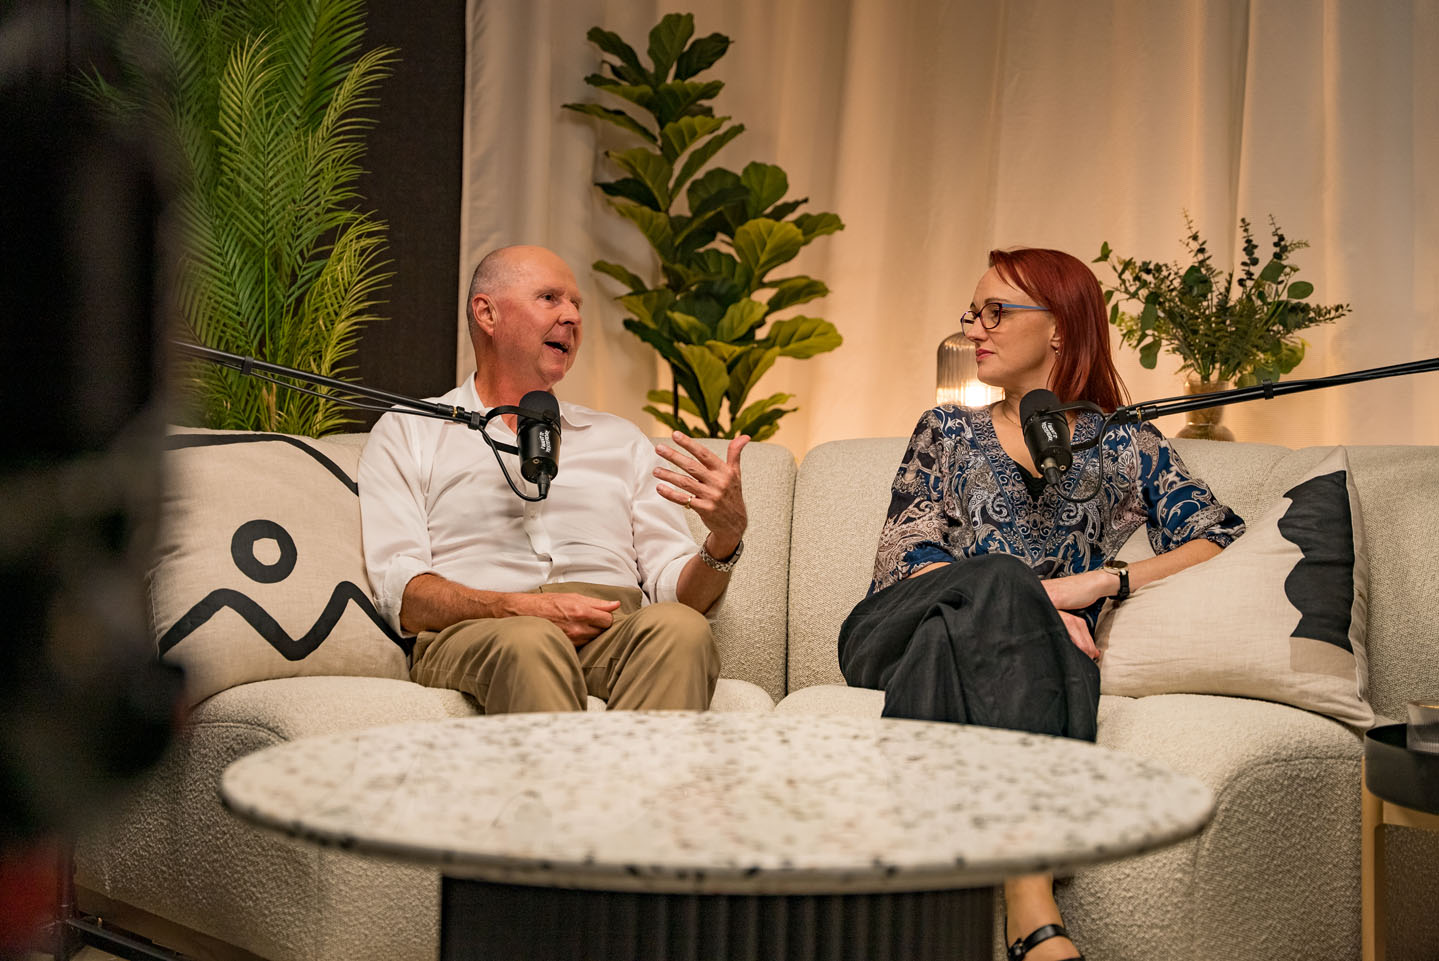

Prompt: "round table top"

[221,711,1214,894]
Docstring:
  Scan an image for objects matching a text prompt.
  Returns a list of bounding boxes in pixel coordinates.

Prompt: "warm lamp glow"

[936,332,1002,407]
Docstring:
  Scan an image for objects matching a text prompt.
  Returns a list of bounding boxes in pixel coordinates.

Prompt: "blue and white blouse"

[870,405,1245,601]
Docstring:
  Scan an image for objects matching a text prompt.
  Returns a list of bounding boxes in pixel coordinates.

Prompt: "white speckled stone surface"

[221,712,1214,894]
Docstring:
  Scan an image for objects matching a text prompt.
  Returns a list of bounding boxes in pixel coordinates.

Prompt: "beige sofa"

[75,431,1439,961]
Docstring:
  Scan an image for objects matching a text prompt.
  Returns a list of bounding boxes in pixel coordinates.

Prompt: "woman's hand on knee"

[1041,570,1110,612]
[1057,610,1100,662]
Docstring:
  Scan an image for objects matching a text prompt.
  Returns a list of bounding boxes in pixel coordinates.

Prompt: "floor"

[29,950,123,961]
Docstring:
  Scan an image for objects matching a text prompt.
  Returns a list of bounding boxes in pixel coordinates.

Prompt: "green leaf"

[668,310,712,342]
[741,162,788,219]
[1138,301,1157,333]
[643,405,692,433]
[674,32,731,80]
[613,202,675,258]
[1139,339,1161,369]
[793,212,844,241]
[764,198,807,222]
[587,27,648,84]
[647,13,694,82]
[1287,280,1314,299]
[598,177,661,209]
[646,390,702,418]
[562,102,655,142]
[686,167,744,214]
[731,402,794,441]
[726,346,780,409]
[624,318,684,366]
[673,123,744,195]
[733,218,805,281]
[593,260,648,293]
[619,289,675,328]
[715,299,768,341]
[1258,258,1285,284]
[659,115,725,162]
[762,316,843,358]
[731,391,793,434]
[607,147,673,210]
[587,79,656,112]
[702,340,748,364]
[1094,241,1111,263]
[677,342,729,423]
[652,80,724,128]
[765,277,829,313]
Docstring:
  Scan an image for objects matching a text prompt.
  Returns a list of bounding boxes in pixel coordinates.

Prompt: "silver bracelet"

[699,537,744,573]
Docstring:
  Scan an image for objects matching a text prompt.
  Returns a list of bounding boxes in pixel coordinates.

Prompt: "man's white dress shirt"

[358,375,698,634]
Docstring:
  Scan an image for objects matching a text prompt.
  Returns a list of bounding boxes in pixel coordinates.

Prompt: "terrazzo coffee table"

[221,711,1214,961]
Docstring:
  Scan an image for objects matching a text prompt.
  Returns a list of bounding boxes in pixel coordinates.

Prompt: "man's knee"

[631,603,718,662]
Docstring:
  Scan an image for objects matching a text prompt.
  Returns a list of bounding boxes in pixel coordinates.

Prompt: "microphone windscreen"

[519,389,559,424]
[1019,388,1060,424]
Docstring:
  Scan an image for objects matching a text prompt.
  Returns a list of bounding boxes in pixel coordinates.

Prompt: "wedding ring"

[685,494,694,509]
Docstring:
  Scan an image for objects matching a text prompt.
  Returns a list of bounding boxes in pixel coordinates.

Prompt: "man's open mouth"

[545,341,570,354]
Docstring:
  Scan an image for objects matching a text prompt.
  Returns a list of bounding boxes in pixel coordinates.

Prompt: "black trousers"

[838,554,1100,741]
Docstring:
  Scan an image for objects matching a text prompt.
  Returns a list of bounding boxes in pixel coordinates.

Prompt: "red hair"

[988,247,1129,411]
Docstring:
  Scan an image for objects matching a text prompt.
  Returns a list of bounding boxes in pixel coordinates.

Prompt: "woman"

[839,247,1244,961]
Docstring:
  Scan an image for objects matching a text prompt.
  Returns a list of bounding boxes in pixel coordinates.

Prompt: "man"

[358,245,748,713]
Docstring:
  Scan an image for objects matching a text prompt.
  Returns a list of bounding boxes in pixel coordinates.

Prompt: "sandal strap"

[1007,923,1080,960]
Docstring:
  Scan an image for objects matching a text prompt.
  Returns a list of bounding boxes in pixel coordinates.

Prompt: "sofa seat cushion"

[774,684,1134,727]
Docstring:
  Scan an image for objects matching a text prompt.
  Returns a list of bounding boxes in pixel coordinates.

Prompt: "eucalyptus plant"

[564,13,843,441]
[84,0,395,435]
[1096,215,1349,387]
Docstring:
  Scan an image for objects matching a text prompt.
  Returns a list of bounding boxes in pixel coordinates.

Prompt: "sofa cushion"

[1096,446,1373,727]
[151,429,408,705]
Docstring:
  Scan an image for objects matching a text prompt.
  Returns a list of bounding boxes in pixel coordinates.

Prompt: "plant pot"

[1176,376,1236,441]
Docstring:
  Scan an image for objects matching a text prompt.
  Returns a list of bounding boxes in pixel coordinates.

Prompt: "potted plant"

[564,13,843,441]
[1095,214,1349,439]
[85,0,395,436]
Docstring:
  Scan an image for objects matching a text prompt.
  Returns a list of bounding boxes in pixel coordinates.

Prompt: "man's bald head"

[467,246,571,338]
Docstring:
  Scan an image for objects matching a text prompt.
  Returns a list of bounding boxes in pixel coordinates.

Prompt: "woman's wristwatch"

[1101,559,1130,602]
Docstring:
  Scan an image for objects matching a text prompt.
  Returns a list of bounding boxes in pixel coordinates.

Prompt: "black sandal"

[1006,923,1084,960]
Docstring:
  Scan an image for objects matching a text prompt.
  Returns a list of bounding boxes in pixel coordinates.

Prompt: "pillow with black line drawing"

[1095,446,1372,727]
[151,428,408,705]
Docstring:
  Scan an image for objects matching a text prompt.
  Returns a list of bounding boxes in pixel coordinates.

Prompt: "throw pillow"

[151,428,408,705]
[1095,446,1372,727]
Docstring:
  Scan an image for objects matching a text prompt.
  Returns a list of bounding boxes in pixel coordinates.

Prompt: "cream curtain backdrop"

[459,0,1439,456]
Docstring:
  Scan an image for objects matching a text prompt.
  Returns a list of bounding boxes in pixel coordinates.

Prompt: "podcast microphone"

[1020,388,1073,486]
[517,390,561,497]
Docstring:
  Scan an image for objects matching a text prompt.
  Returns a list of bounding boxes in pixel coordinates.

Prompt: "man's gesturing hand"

[653,432,749,551]
[524,593,622,647]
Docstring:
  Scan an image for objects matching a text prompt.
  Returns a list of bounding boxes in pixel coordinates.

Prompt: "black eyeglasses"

[959,302,1049,330]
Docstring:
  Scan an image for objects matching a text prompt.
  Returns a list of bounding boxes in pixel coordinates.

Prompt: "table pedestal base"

[440,877,993,961]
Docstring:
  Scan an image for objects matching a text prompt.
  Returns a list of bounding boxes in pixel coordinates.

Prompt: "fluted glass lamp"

[936,331,1003,407]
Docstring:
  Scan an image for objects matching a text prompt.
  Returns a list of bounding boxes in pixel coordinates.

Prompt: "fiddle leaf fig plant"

[564,13,843,440]
[1095,214,1350,387]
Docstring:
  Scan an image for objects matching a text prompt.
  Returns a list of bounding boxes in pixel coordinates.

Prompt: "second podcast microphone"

[517,390,561,497]
[1019,388,1072,486]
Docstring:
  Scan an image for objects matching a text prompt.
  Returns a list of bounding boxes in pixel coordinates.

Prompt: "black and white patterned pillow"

[151,428,407,705]
[1097,446,1372,726]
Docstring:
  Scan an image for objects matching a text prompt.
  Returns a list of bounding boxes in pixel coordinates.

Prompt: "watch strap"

[700,537,743,573]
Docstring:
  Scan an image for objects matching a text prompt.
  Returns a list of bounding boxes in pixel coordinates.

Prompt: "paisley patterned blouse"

[870,405,1245,604]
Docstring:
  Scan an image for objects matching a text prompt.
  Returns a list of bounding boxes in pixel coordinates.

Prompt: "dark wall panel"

[353,0,467,426]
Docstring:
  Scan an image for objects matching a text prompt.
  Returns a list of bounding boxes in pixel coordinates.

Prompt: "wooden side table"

[1361,728,1439,961]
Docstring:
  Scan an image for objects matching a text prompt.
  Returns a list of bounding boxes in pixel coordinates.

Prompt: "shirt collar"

[460,374,595,432]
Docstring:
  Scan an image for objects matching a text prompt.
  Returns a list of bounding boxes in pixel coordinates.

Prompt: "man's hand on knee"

[524,593,622,646]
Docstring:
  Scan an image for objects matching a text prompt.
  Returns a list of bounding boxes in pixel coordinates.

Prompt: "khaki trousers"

[410,582,719,714]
